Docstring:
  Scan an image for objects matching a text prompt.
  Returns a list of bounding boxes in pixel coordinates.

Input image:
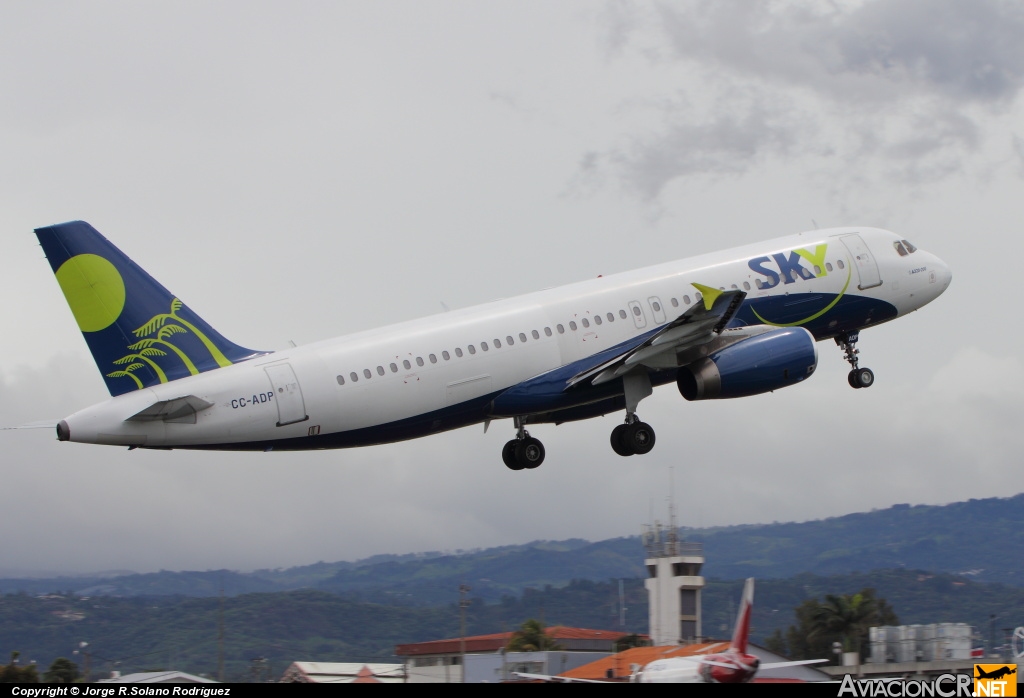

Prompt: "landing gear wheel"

[502,440,523,470]
[515,436,545,469]
[849,367,874,389]
[625,422,656,455]
[611,424,634,457]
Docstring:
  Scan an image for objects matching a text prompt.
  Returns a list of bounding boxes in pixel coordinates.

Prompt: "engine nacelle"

[677,327,817,401]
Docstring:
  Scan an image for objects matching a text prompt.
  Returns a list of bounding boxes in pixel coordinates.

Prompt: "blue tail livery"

[35,221,265,396]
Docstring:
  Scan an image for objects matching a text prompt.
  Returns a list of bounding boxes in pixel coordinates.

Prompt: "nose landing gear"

[836,331,874,389]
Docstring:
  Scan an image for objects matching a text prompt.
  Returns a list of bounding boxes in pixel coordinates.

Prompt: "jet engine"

[677,327,817,401]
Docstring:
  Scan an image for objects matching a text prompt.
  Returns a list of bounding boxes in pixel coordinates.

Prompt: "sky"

[2,0,1023,576]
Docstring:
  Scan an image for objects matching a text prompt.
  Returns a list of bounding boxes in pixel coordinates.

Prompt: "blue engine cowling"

[677,327,817,400]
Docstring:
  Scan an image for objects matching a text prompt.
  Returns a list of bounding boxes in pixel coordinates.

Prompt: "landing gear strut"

[610,369,657,457]
[836,331,874,389]
[502,418,545,470]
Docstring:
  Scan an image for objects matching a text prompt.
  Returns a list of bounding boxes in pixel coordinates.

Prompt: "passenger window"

[543,327,551,336]
[683,295,691,305]
[670,298,678,308]
[337,375,345,385]
[743,281,750,290]
[468,345,476,355]
[377,366,385,376]
[390,363,398,373]
[350,372,358,382]
[429,354,437,363]
[813,266,822,275]
[442,350,450,360]
[632,306,641,316]
[507,335,514,345]
[826,262,834,272]
[569,321,578,331]
[594,315,602,325]
[606,312,614,322]
[695,292,703,302]
[481,342,489,351]
[557,324,564,334]
[581,318,590,328]
[455,348,463,358]
[730,284,738,290]
[493,338,501,348]
[363,368,372,379]
[521,332,528,342]
[838,260,845,269]
[416,357,424,366]
[652,301,662,312]
[755,279,762,289]
[619,309,627,319]
[403,359,411,370]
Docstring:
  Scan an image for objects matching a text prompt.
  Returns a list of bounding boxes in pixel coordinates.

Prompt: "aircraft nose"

[933,254,952,291]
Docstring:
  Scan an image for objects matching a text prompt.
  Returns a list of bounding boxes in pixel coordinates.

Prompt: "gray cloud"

[594,0,1024,197]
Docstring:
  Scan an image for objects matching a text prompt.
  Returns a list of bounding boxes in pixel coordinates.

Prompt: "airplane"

[33,220,951,468]
[514,577,827,683]
[633,578,827,683]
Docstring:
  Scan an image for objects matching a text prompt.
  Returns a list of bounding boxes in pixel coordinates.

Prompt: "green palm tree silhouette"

[129,325,199,376]
[106,362,146,389]
[133,298,232,368]
[113,349,169,384]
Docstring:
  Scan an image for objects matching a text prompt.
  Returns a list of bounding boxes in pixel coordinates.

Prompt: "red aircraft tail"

[729,577,755,654]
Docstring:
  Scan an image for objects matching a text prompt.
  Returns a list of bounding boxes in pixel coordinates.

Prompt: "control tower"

[642,512,705,646]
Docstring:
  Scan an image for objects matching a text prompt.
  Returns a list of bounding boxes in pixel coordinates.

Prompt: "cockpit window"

[894,241,908,256]
[902,239,918,253]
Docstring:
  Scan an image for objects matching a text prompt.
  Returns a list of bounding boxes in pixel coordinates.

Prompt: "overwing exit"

[33,220,951,468]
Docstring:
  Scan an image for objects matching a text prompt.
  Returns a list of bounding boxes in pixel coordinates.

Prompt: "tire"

[516,437,545,469]
[848,370,861,389]
[611,424,634,457]
[502,440,524,470]
[625,422,656,455]
[854,367,874,389]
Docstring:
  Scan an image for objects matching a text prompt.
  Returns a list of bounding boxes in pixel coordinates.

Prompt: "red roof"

[395,626,645,656]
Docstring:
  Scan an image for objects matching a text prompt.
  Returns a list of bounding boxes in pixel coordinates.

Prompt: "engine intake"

[677,327,817,400]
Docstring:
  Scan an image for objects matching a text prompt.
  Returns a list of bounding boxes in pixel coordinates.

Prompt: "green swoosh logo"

[751,261,852,327]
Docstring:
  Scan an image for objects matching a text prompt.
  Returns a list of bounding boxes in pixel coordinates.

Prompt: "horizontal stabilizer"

[126,396,214,424]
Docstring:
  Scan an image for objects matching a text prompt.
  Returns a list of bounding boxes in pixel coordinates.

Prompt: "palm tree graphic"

[128,325,199,376]
[112,349,169,384]
[106,362,146,390]
[133,298,233,368]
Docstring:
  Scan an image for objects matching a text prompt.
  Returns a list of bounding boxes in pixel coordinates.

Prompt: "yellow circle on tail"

[55,254,126,332]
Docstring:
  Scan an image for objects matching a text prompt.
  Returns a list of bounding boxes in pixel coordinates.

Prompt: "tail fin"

[35,221,265,396]
[729,578,755,654]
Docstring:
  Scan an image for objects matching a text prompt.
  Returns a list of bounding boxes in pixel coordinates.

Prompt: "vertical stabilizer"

[729,577,755,654]
[35,221,265,396]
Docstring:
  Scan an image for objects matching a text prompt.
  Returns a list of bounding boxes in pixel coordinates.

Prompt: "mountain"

[1,494,1021,601]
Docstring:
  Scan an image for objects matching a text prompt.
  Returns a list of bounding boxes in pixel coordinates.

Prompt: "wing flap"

[567,289,745,389]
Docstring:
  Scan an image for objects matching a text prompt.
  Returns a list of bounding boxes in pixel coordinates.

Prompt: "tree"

[779,588,899,661]
[44,658,80,684]
[0,652,39,683]
[506,619,562,651]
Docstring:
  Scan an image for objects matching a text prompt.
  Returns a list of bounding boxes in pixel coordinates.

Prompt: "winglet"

[729,578,755,654]
[691,283,722,311]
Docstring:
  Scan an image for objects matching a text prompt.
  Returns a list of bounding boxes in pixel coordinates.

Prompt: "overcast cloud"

[1,1,1022,576]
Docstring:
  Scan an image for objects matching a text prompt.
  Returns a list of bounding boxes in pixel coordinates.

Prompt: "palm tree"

[810,592,877,655]
[129,324,199,375]
[113,349,169,384]
[106,362,146,389]
[506,619,562,652]
[133,298,232,368]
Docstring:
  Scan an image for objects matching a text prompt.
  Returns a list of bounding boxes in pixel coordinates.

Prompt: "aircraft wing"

[512,672,613,683]
[566,287,745,389]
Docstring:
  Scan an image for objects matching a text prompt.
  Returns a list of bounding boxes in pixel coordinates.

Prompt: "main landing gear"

[502,418,545,471]
[610,369,656,457]
[836,331,874,389]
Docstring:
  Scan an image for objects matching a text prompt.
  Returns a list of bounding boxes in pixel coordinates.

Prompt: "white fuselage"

[59,227,951,450]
